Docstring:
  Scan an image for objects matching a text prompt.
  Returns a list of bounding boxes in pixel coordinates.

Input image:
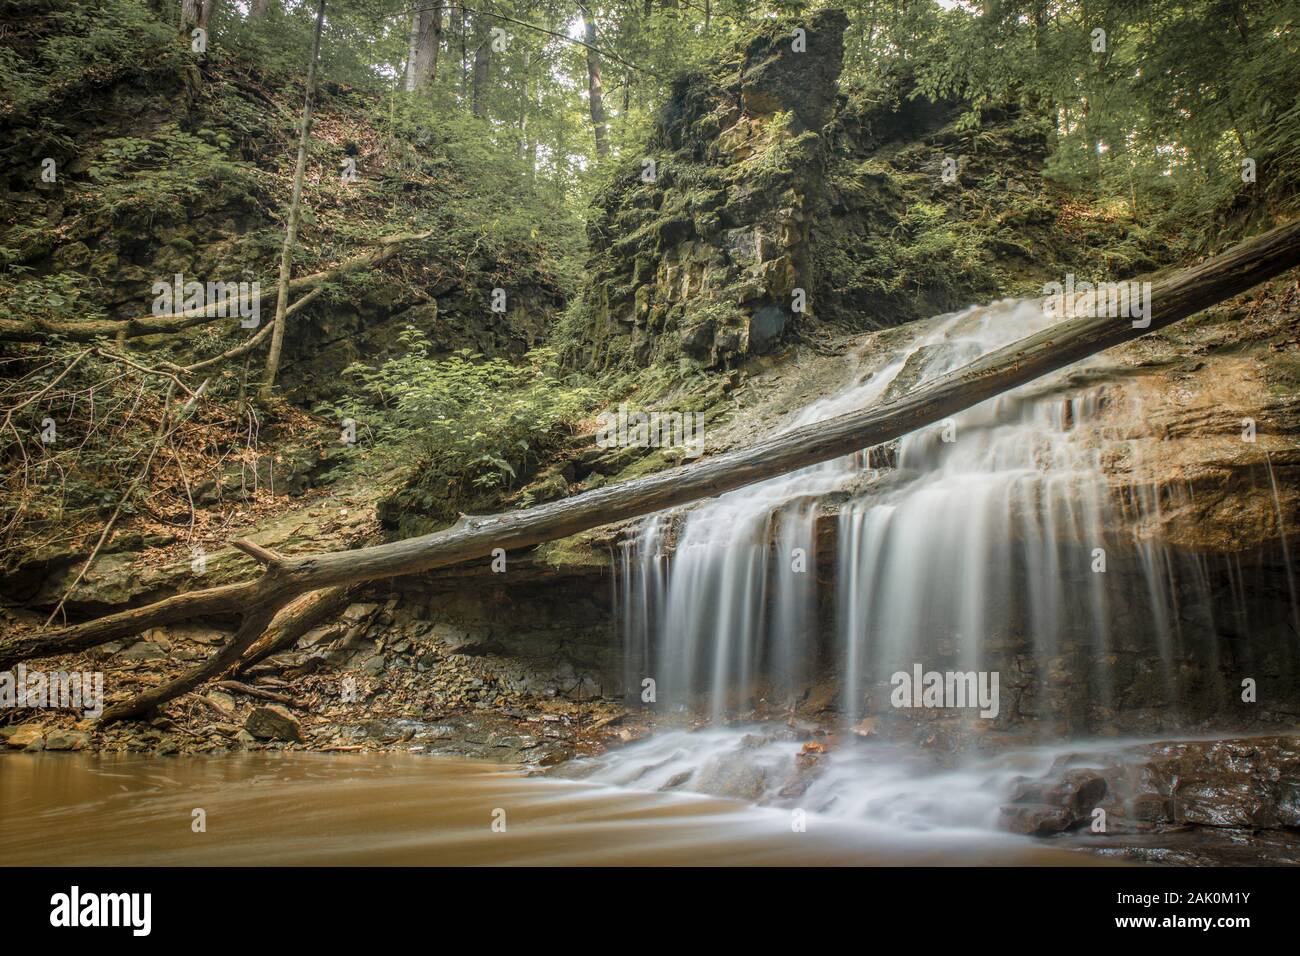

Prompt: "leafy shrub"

[318,326,599,514]
[85,125,259,227]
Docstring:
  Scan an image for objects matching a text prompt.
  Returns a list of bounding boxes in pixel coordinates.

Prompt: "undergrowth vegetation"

[318,326,601,525]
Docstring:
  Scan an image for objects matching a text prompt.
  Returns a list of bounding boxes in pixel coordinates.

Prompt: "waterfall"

[616,297,1238,731]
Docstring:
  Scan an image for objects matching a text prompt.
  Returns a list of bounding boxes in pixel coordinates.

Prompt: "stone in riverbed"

[206,690,237,715]
[999,804,1075,836]
[4,724,46,749]
[341,603,379,624]
[1002,769,1108,835]
[244,705,302,742]
[117,640,169,662]
[693,751,772,801]
[43,730,90,752]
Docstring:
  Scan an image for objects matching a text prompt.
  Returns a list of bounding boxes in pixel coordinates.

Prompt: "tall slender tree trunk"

[517,48,530,161]
[459,6,468,99]
[579,3,608,160]
[249,0,271,19]
[197,0,218,30]
[404,4,442,92]
[471,17,491,118]
[261,0,326,400]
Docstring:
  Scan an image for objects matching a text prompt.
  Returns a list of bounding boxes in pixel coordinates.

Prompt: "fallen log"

[224,585,350,679]
[0,231,431,343]
[99,604,280,722]
[174,286,324,375]
[3,217,1297,719]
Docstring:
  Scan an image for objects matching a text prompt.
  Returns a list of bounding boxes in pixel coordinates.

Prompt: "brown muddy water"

[0,753,1085,866]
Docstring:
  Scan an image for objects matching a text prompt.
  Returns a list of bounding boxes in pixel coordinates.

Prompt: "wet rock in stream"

[998,735,1300,858]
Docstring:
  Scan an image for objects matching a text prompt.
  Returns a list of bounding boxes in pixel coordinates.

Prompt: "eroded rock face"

[570,10,848,370]
[739,11,847,133]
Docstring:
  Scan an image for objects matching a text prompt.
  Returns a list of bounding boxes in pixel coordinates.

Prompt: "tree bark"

[516,47,530,162]
[197,0,218,30]
[261,0,326,400]
[579,4,609,159]
[249,0,271,19]
[404,4,442,92]
[471,17,491,118]
[6,217,1298,704]
[225,585,350,678]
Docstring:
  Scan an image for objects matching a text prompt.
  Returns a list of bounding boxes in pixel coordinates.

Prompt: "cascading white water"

[616,297,1221,725]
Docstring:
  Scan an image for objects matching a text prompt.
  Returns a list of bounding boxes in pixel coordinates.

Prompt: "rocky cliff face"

[562,9,1159,372]
[566,10,847,370]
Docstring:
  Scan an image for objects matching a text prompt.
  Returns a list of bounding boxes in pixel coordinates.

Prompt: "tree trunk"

[249,0,271,19]
[197,0,218,30]
[225,585,350,678]
[517,48,530,161]
[8,217,1299,705]
[404,4,442,92]
[471,19,491,118]
[260,0,326,400]
[459,6,468,99]
[579,4,608,159]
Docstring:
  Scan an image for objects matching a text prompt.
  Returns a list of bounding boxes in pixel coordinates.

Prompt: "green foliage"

[318,327,600,516]
[378,101,586,291]
[0,270,107,328]
[842,0,1300,244]
[863,200,992,297]
[0,0,179,119]
[84,125,259,227]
